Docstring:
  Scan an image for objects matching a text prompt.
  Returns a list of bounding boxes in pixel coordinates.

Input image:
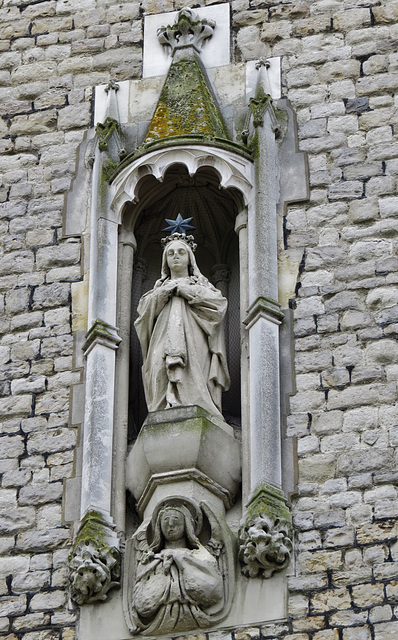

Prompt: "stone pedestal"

[125,406,241,518]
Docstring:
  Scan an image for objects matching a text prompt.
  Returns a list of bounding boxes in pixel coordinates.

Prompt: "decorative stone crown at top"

[157,7,216,55]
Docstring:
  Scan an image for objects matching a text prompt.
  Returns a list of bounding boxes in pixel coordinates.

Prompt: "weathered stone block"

[379,197,398,218]
[311,587,351,614]
[57,103,90,130]
[342,627,371,640]
[369,606,393,624]
[12,571,51,593]
[16,528,70,552]
[328,181,363,200]
[29,590,67,612]
[299,454,336,483]
[357,521,398,545]
[0,506,35,533]
[328,115,358,136]
[319,60,360,82]
[0,595,27,617]
[18,482,63,506]
[292,16,331,37]
[337,448,394,475]
[287,67,319,89]
[36,244,80,269]
[324,527,355,548]
[27,427,75,456]
[373,3,398,24]
[352,582,385,608]
[11,613,51,632]
[373,621,398,640]
[31,283,70,310]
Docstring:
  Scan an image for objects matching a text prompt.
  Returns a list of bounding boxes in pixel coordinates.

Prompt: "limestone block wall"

[0,1,397,640]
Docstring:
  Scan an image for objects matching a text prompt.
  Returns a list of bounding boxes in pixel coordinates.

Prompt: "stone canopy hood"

[100,7,253,185]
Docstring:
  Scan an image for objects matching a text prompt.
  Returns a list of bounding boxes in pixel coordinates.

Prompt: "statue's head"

[148,498,202,551]
[165,240,191,279]
[160,507,186,543]
[160,233,201,280]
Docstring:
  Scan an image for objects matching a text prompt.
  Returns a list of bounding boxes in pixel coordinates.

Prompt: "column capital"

[119,227,137,249]
[235,210,248,234]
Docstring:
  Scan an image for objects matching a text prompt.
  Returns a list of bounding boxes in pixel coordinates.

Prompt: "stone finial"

[104,80,120,93]
[157,7,216,55]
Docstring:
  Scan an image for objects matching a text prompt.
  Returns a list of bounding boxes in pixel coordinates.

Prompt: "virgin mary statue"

[134,231,230,420]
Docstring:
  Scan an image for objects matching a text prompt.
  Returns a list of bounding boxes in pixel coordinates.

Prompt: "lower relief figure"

[123,497,232,636]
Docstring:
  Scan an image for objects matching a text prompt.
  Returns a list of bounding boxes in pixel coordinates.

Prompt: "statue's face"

[166,241,190,277]
[160,508,186,542]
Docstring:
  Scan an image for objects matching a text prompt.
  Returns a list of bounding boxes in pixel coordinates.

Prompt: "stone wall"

[0,0,397,639]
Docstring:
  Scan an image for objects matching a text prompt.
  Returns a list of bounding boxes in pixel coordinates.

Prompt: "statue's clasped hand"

[162,280,178,297]
[162,550,175,574]
[175,279,195,300]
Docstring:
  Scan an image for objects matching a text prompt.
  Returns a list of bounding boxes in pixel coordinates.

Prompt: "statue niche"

[134,230,230,420]
[123,496,233,635]
[127,164,242,439]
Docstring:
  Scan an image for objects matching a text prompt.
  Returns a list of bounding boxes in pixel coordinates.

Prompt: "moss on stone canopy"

[144,52,229,144]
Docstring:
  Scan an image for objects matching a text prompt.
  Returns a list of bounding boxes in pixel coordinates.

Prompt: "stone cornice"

[137,468,234,516]
[83,319,122,357]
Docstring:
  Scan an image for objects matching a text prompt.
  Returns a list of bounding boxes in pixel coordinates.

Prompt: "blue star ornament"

[163,214,195,234]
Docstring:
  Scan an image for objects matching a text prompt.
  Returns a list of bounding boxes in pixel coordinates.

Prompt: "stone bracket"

[68,510,121,605]
[126,405,241,520]
[83,319,122,357]
[243,296,284,330]
[238,483,292,579]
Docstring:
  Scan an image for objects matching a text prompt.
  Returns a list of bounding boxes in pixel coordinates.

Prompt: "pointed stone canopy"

[144,8,229,145]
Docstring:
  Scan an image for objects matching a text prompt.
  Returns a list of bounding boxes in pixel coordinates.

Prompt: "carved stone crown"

[157,7,216,55]
[161,233,197,252]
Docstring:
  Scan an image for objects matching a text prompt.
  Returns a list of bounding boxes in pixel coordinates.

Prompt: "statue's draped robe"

[132,545,223,634]
[135,276,230,418]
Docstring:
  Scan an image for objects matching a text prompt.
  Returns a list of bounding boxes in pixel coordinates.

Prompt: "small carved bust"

[124,497,233,636]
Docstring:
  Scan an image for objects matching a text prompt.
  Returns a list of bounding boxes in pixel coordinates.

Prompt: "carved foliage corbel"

[68,511,121,605]
[238,484,293,579]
